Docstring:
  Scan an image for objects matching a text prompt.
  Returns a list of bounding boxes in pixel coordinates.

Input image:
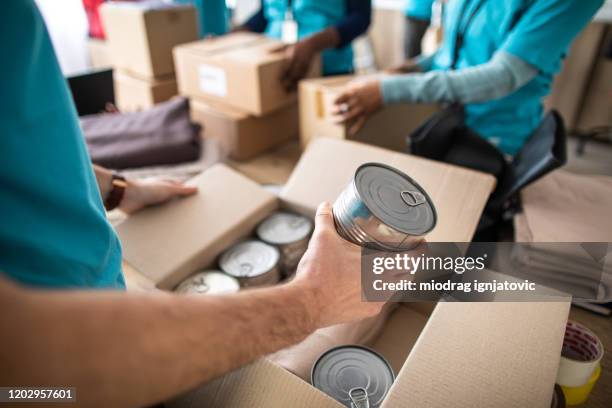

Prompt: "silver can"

[219,240,281,288]
[256,211,313,277]
[312,345,395,408]
[333,163,437,251]
[175,270,240,295]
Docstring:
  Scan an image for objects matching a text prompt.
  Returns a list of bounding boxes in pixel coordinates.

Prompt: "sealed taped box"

[174,33,320,116]
[299,76,439,152]
[101,2,198,79]
[190,99,298,161]
[114,70,177,112]
[117,138,568,406]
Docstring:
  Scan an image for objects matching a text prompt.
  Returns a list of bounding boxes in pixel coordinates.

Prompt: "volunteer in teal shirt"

[0,0,196,289]
[403,0,435,58]
[332,0,603,156]
[240,0,371,88]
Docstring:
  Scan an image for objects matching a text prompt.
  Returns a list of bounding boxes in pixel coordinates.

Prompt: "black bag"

[408,104,507,178]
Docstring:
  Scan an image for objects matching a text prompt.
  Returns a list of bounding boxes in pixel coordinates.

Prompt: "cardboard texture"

[170,302,569,408]
[87,38,113,69]
[115,164,278,289]
[282,138,496,242]
[174,33,320,115]
[101,3,198,79]
[190,99,298,161]
[114,70,178,112]
[299,76,439,152]
[545,23,607,130]
[576,57,612,132]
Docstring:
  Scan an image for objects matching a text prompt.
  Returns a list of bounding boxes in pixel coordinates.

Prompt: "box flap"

[281,138,496,242]
[116,164,277,289]
[190,98,250,120]
[175,33,271,59]
[167,359,342,408]
[382,301,569,408]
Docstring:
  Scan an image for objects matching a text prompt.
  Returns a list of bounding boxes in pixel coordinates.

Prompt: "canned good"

[256,211,313,276]
[175,270,240,295]
[219,240,281,287]
[312,345,394,408]
[333,163,437,251]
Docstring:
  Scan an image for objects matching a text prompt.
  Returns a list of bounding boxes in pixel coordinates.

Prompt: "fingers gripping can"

[312,345,395,408]
[175,270,240,295]
[333,163,437,251]
[256,211,313,276]
[219,240,281,288]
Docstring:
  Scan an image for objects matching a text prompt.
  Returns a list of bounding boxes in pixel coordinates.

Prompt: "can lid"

[256,212,313,245]
[219,240,280,278]
[312,345,394,408]
[175,271,240,295]
[355,163,436,236]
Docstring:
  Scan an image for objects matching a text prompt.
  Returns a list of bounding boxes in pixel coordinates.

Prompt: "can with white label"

[175,270,240,295]
[256,211,313,276]
[312,345,395,408]
[219,240,281,288]
[333,163,437,251]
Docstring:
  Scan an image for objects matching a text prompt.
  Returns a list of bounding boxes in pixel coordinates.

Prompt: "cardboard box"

[87,38,113,69]
[101,2,198,79]
[190,99,298,161]
[117,139,568,406]
[575,58,612,132]
[174,33,320,116]
[116,138,496,288]
[299,76,440,152]
[114,70,178,112]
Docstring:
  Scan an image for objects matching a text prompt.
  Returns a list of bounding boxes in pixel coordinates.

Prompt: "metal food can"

[312,345,395,408]
[256,211,313,276]
[219,240,281,288]
[333,163,437,251]
[175,270,240,295]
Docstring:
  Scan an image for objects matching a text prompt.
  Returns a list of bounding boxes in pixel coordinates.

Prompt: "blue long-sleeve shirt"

[245,0,371,48]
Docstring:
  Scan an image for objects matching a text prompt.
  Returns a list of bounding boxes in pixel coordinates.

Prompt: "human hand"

[291,202,385,328]
[119,178,198,214]
[272,38,318,92]
[331,79,383,136]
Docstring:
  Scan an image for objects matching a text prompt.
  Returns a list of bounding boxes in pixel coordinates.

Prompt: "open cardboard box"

[116,139,569,406]
[299,76,440,152]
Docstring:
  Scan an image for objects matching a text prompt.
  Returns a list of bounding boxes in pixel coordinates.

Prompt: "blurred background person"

[332,0,604,160]
[403,0,435,59]
[236,0,372,90]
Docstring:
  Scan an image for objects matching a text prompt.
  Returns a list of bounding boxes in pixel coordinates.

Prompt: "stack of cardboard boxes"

[100,2,199,112]
[173,33,320,161]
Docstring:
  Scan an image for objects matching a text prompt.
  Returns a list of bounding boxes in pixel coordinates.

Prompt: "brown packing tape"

[315,89,325,119]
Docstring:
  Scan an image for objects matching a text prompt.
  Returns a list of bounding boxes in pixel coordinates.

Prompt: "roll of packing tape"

[556,321,604,388]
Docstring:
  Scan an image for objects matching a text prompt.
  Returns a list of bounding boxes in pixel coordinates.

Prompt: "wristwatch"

[104,173,128,211]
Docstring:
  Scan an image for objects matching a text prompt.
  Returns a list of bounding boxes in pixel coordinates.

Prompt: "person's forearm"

[335,0,371,47]
[381,51,538,105]
[0,278,315,408]
[93,164,113,201]
[304,27,341,53]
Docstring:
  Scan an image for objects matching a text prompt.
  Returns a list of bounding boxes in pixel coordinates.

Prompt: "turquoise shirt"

[404,0,435,20]
[430,0,603,155]
[0,0,125,289]
[263,0,354,75]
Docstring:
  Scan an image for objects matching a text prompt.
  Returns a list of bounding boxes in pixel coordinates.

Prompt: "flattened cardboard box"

[299,76,440,152]
[190,99,298,161]
[101,2,198,79]
[114,70,178,112]
[174,33,320,116]
[117,139,568,407]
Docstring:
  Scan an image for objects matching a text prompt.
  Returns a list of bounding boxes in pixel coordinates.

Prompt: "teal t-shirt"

[404,0,435,20]
[430,0,603,155]
[0,0,125,289]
